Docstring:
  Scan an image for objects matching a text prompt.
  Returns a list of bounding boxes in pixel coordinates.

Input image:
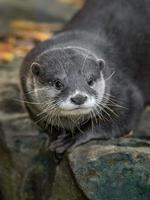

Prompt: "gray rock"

[69,139,150,200]
[50,157,87,200]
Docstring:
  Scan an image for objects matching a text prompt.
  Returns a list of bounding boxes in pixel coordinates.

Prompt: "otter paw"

[49,134,74,154]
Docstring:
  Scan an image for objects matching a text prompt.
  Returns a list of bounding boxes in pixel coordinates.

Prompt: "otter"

[20,0,150,157]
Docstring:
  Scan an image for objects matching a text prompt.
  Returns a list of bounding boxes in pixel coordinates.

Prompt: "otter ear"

[97,59,105,71]
[31,62,41,76]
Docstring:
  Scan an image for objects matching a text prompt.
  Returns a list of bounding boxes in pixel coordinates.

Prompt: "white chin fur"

[60,108,92,116]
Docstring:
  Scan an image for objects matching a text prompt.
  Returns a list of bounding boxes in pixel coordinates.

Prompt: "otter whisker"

[52,108,60,127]
[101,102,119,120]
[91,109,98,124]
[103,95,128,110]
[44,100,62,128]
[34,103,59,129]
[93,107,103,122]
[14,98,44,105]
[45,114,50,129]
[36,105,54,118]
[104,105,119,117]
[104,70,115,81]
[96,102,114,121]
[56,99,65,129]
[103,94,127,109]
[68,114,84,134]
[99,92,128,111]
[24,87,48,95]
[104,93,118,99]
[49,106,61,128]
[46,104,60,129]
[95,101,108,122]
[75,121,85,135]
[35,101,58,118]
[34,114,49,125]
[90,111,94,135]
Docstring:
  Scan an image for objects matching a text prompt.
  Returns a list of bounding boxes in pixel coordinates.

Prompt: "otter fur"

[20,0,150,157]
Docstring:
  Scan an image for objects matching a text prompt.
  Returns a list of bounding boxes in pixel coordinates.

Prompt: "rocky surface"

[69,139,150,200]
[0,0,150,199]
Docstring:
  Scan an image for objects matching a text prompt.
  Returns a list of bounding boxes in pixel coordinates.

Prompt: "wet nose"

[71,95,87,105]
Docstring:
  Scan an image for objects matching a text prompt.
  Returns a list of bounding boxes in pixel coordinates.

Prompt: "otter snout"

[70,94,87,105]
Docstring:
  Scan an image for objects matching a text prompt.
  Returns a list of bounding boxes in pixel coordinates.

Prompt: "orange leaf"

[0,52,14,63]
[13,30,52,42]
[0,42,14,51]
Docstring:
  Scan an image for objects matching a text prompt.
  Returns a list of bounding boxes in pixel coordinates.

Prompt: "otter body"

[20,0,150,155]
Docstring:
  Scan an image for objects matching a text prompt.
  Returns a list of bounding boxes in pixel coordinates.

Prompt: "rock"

[0,120,87,200]
[69,139,150,200]
[0,121,54,200]
[49,157,87,200]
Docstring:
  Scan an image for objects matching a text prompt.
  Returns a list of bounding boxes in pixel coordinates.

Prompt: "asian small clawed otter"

[20,0,150,158]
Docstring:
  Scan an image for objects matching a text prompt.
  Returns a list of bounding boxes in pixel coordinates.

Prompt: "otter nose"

[71,95,87,105]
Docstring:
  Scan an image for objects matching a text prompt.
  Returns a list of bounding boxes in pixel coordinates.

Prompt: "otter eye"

[87,76,95,86]
[53,80,64,90]
[31,63,40,76]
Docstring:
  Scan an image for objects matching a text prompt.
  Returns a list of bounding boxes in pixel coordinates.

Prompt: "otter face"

[30,47,106,117]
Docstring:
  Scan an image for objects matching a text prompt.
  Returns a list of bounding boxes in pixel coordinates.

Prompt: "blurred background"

[0,0,82,31]
[0,0,84,61]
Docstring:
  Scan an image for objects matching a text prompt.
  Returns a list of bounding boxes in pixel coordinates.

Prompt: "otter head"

[30,47,106,125]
